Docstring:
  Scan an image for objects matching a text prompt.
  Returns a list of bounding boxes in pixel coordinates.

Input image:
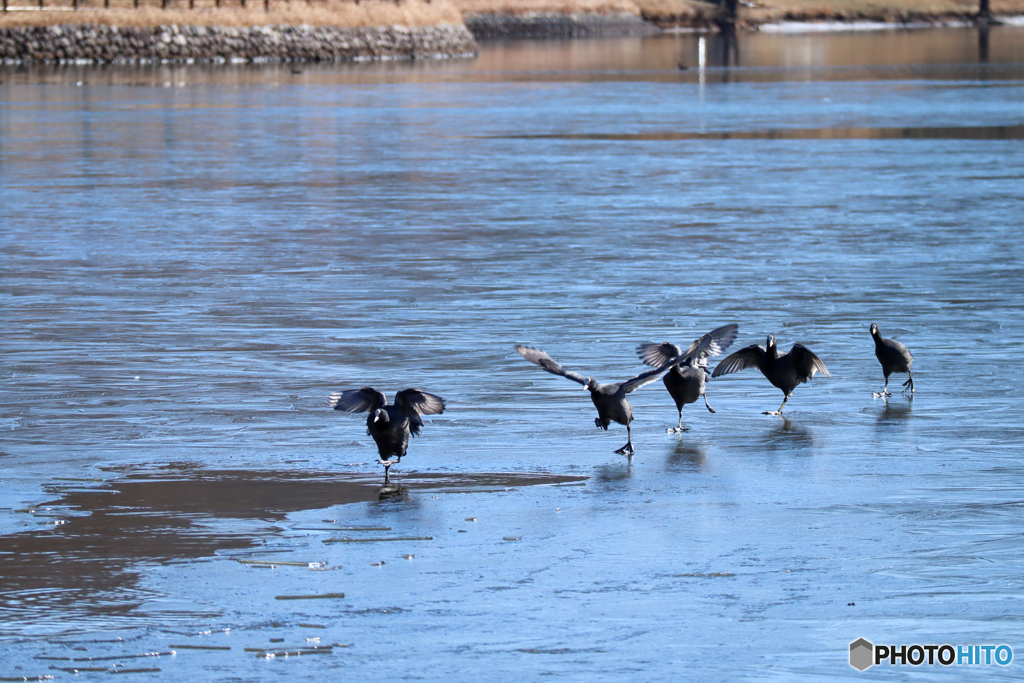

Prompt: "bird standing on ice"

[329,387,445,483]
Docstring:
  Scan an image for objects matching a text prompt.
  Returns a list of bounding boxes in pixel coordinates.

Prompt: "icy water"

[2,25,1024,681]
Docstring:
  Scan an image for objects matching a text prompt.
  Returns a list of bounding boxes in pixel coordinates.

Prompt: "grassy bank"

[1,0,1021,30]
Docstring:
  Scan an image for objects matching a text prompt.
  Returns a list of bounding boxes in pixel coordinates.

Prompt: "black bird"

[870,323,914,397]
[515,338,722,456]
[712,335,830,415]
[636,323,740,432]
[328,387,445,482]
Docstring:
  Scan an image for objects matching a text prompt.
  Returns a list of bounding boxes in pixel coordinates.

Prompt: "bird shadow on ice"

[593,459,633,484]
[874,394,913,438]
[666,439,708,473]
[760,417,815,452]
[876,394,913,423]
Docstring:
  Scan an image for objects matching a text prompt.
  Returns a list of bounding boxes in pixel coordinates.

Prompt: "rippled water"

[2,26,1024,680]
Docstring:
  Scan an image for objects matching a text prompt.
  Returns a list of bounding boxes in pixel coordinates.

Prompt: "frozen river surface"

[2,26,1024,681]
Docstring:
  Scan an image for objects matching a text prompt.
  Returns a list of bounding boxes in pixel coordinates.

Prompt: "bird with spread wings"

[329,387,445,482]
[636,323,739,432]
[712,334,829,415]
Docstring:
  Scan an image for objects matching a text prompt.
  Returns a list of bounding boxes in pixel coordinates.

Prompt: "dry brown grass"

[453,0,1024,21]
[1,0,1020,29]
[630,0,713,22]
[741,0,1024,24]
[452,0,639,14]
[0,0,464,28]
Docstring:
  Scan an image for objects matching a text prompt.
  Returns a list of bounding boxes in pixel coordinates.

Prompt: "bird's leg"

[614,423,635,456]
[667,411,689,433]
[703,393,716,414]
[764,394,789,416]
[902,371,914,394]
[873,376,891,399]
[379,456,401,485]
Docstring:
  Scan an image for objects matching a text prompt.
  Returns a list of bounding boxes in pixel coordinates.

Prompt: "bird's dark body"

[870,323,914,395]
[712,335,829,414]
[590,384,632,430]
[761,345,817,396]
[664,365,705,411]
[366,406,412,461]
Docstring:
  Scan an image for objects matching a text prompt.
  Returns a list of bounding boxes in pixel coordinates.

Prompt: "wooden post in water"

[718,0,738,28]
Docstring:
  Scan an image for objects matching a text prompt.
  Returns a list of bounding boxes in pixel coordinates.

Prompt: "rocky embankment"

[0,23,477,64]
[464,12,660,37]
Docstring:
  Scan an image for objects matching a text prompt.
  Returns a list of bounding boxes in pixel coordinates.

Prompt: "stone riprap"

[0,23,477,64]
[464,12,661,38]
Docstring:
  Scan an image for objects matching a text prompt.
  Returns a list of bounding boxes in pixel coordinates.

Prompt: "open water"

[2,24,1024,681]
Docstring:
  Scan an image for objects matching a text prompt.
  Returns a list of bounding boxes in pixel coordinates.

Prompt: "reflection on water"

[0,467,584,627]
[496,123,1024,141]
[667,439,708,472]
[761,418,815,452]
[0,25,1022,86]
[593,461,634,484]
[877,395,914,424]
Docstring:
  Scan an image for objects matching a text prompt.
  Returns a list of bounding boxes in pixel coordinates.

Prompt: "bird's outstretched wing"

[394,389,446,436]
[684,323,739,362]
[639,324,740,369]
[329,387,387,413]
[787,344,830,382]
[636,342,682,368]
[711,345,766,378]
[514,345,590,386]
[620,365,672,394]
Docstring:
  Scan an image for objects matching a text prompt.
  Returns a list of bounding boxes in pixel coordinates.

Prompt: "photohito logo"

[849,639,1012,671]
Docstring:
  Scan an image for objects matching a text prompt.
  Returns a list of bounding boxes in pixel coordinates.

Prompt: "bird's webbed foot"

[763,410,783,416]
[613,442,635,456]
[902,378,914,394]
[667,426,691,433]
[594,417,607,430]
[872,390,892,398]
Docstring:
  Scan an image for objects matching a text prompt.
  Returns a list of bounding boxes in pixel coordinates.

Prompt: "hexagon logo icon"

[850,638,874,671]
